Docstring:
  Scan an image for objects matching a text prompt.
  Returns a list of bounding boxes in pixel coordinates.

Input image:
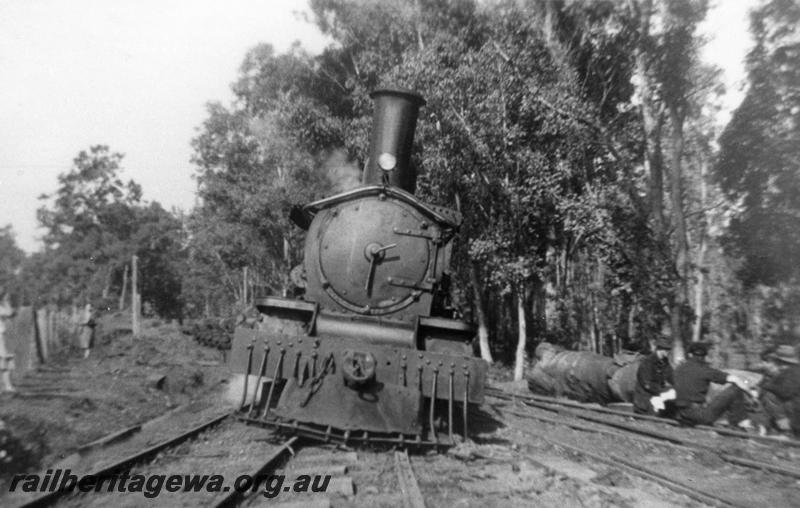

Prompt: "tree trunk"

[627,297,637,349]
[634,0,667,238]
[542,0,567,62]
[413,0,425,51]
[668,106,690,289]
[242,266,249,308]
[531,277,546,337]
[590,292,600,354]
[693,162,708,343]
[668,104,689,363]
[514,287,527,382]
[469,263,493,363]
[102,267,112,300]
[545,245,559,333]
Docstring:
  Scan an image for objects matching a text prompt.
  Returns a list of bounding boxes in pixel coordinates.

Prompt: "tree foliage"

[9,0,794,371]
[187,0,696,360]
[26,146,184,317]
[716,0,800,288]
[0,226,25,301]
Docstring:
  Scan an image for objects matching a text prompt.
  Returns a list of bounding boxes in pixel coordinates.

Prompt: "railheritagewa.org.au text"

[8,469,331,499]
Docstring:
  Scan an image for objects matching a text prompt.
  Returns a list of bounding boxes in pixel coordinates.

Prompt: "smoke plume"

[324,149,362,193]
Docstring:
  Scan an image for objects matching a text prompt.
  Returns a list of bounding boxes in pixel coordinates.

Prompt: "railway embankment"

[0,320,230,486]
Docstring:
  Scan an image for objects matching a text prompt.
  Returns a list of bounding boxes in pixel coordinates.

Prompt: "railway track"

[212,436,299,508]
[489,389,800,479]
[12,412,231,508]
[5,410,430,508]
[12,382,794,507]
[486,387,800,447]
[486,386,800,508]
[393,450,426,508]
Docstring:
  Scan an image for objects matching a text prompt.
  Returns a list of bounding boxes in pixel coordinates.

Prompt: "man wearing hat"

[633,335,674,415]
[672,342,752,427]
[759,345,800,436]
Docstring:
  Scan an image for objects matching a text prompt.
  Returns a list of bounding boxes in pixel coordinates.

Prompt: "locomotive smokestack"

[363,87,426,193]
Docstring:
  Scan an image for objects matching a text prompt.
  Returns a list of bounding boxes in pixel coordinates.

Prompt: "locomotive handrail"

[301,185,462,229]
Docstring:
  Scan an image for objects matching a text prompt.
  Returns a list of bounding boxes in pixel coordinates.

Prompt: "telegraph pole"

[131,255,140,336]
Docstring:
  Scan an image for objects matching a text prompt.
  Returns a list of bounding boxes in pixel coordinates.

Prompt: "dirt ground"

[0,319,230,481]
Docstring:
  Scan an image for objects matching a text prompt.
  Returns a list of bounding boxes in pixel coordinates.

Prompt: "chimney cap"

[370,87,426,106]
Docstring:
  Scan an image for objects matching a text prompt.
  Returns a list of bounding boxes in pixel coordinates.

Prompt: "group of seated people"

[634,338,800,437]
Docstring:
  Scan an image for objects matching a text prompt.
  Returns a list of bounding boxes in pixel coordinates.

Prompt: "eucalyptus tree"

[715,0,800,343]
[191,0,707,378]
[716,0,800,288]
[30,146,184,317]
[34,146,142,305]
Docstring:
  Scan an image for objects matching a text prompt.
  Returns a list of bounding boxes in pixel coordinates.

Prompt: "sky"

[0,0,756,253]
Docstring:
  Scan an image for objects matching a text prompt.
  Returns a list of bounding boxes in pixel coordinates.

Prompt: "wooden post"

[119,263,129,311]
[35,307,48,363]
[131,255,140,337]
[283,237,291,297]
[243,266,249,307]
[48,307,56,348]
[71,304,79,339]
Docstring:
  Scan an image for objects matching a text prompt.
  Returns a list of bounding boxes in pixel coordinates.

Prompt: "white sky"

[0,0,330,252]
[0,0,756,253]
[699,0,758,127]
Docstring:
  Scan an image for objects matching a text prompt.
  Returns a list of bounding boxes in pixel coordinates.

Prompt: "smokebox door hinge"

[387,276,433,292]
[392,227,441,243]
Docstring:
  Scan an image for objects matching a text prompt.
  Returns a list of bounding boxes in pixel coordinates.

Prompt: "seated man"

[759,345,800,436]
[633,335,674,415]
[673,342,752,427]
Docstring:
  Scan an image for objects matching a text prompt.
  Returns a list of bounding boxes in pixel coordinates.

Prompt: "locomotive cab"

[228,88,488,448]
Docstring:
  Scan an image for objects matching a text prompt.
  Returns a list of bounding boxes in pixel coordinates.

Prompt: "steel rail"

[394,450,426,508]
[16,412,231,508]
[511,424,749,508]
[470,406,752,508]
[486,387,800,447]
[499,403,800,480]
[211,436,300,508]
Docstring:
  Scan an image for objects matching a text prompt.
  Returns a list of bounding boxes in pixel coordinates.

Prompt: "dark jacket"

[673,357,728,407]
[633,353,674,413]
[762,365,800,402]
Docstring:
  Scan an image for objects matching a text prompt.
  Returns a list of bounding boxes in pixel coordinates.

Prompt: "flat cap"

[687,342,711,356]
[770,344,799,364]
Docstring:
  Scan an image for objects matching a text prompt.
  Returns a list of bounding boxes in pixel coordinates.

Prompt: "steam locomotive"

[228,87,488,447]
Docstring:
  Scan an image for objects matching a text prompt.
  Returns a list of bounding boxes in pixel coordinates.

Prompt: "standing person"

[79,303,96,359]
[633,336,674,415]
[672,342,753,428]
[759,345,800,436]
[0,292,16,393]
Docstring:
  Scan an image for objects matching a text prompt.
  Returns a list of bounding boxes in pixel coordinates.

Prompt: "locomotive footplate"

[229,327,487,447]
